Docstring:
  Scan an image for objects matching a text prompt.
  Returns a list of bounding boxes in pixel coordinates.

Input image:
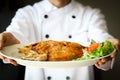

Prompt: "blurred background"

[0,0,120,80]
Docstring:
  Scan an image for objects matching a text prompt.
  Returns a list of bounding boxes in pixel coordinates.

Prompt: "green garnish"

[74,40,115,60]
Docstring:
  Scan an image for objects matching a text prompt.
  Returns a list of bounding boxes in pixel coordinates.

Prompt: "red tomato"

[88,43,99,53]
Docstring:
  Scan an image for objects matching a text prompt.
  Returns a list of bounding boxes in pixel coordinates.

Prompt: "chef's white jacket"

[6,0,113,80]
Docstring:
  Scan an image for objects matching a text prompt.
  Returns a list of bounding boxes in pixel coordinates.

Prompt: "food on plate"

[18,40,85,61]
[18,40,115,61]
[74,40,115,60]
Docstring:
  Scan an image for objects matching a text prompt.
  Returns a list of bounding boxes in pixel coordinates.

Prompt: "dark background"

[0,0,120,80]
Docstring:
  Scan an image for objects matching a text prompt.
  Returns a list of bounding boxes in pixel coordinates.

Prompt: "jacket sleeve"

[87,8,115,70]
[87,8,114,43]
[5,6,35,44]
[2,6,32,64]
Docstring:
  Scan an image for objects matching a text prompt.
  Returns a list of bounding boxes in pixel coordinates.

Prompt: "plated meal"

[0,40,115,68]
[18,40,115,61]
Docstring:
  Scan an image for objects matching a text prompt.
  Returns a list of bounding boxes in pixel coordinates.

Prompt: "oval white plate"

[0,44,116,68]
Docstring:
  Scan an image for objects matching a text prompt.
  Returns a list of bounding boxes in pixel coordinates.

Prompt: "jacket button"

[45,34,49,38]
[47,76,51,80]
[44,14,48,18]
[68,35,72,39]
[72,15,76,19]
[66,76,70,80]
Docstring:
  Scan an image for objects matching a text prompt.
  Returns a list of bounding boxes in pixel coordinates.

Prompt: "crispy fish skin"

[18,40,85,61]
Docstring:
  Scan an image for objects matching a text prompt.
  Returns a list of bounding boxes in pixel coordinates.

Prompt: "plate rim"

[0,44,116,68]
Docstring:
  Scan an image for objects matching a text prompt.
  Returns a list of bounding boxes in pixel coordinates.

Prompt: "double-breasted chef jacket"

[6,0,113,80]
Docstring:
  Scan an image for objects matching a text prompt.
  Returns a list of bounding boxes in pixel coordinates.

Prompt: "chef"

[0,0,119,80]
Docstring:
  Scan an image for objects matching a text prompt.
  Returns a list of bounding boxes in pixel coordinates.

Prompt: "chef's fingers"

[0,33,4,49]
[95,56,112,67]
[0,55,18,66]
[101,57,112,63]
[95,62,99,67]
[0,55,5,60]
[7,58,18,66]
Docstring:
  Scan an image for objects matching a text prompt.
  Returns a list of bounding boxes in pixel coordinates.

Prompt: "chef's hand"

[0,32,20,66]
[95,38,120,70]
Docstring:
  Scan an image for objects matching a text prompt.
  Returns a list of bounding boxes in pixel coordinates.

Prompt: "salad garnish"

[74,40,115,60]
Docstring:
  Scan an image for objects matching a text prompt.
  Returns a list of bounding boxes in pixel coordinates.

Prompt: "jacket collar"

[42,0,76,14]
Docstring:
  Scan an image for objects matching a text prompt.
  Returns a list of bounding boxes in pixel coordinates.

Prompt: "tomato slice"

[88,43,99,53]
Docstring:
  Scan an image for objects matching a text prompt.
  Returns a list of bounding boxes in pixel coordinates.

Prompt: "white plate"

[0,44,116,68]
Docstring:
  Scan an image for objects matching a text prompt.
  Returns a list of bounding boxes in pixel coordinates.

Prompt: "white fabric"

[6,0,113,80]
[24,66,94,80]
